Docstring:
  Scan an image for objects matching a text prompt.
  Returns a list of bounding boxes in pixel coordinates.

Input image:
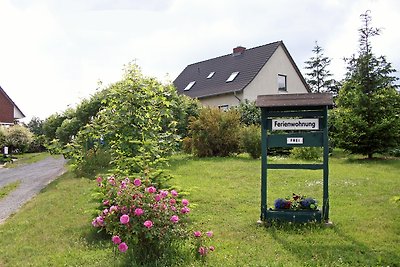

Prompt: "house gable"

[0,86,25,124]
[243,44,309,100]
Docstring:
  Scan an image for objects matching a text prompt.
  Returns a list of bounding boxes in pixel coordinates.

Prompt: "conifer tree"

[333,11,400,158]
[304,41,336,93]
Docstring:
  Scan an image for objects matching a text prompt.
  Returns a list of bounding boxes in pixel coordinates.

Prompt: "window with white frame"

[207,72,215,79]
[218,104,229,111]
[184,81,196,91]
[278,74,287,91]
[226,72,239,82]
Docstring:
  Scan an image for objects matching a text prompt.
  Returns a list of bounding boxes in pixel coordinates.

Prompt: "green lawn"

[0,152,399,266]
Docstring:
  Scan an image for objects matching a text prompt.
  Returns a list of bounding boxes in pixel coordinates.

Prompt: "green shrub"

[291,147,322,160]
[182,137,193,154]
[74,147,111,176]
[241,125,261,159]
[27,135,47,153]
[2,125,33,153]
[189,108,241,157]
[235,99,261,125]
[389,148,400,157]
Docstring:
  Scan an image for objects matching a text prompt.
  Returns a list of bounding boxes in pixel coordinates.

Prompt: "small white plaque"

[287,137,303,144]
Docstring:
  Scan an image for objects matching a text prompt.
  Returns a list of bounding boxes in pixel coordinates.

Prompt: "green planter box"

[264,209,322,223]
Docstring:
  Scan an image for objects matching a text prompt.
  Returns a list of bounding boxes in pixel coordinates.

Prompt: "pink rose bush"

[92,175,214,263]
[193,230,216,259]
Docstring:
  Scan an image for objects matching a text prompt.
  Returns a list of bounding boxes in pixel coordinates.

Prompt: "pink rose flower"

[120,214,130,224]
[154,194,161,202]
[120,181,127,189]
[169,199,176,205]
[103,199,110,206]
[180,207,190,214]
[108,176,116,186]
[171,206,177,211]
[171,190,178,197]
[160,190,168,198]
[133,178,141,186]
[209,246,215,251]
[112,235,121,244]
[144,220,153,229]
[110,205,118,212]
[146,186,156,194]
[96,216,104,226]
[118,242,128,253]
[182,199,189,206]
[170,215,179,223]
[198,246,207,256]
[102,208,109,215]
[194,231,202,237]
[96,176,102,183]
[134,208,144,216]
[206,231,213,237]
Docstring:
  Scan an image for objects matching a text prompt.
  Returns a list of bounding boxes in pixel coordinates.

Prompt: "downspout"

[233,91,241,104]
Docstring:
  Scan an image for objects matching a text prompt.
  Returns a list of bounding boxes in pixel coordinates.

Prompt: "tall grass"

[0,152,398,266]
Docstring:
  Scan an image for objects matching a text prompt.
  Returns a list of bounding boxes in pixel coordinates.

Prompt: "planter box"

[263,209,322,223]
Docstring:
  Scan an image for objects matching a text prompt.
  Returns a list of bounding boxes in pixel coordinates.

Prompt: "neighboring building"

[0,86,25,125]
[173,41,310,109]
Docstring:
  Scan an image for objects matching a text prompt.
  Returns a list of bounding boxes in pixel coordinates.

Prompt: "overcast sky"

[1,0,399,122]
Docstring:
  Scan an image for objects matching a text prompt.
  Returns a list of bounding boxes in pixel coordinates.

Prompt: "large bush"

[92,175,214,265]
[189,108,241,157]
[241,124,261,159]
[1,125,33,153]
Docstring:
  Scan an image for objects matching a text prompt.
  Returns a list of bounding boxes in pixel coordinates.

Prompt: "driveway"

[0,156,67,224]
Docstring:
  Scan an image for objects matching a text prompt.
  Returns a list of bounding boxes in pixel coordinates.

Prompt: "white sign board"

[4,146,8,155]
[287,137,303,144]
[272,119,319,131]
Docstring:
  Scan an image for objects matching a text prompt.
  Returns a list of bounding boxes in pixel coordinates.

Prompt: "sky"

[1,0,399,122]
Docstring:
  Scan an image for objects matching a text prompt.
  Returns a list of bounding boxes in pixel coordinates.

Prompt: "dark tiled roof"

[173,41,308,98]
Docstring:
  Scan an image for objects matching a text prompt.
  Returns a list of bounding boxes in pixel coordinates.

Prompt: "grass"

[0,181,20,200]
[0,151,399,266]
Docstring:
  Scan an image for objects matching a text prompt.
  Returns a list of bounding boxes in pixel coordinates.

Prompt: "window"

[184,81,196,91]
[278,74,287,91]
[226,71,239,82]
[218,104,229,111]
[207,72,215,79]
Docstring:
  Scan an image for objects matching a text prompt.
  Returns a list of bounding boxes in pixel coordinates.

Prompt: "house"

[0,86,25,125]
[173,41,310,109]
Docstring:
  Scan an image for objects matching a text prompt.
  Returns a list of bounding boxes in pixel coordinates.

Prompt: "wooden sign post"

[256,93,333,223]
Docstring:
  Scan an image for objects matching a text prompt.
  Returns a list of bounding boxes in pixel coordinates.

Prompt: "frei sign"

[272,118,319,131]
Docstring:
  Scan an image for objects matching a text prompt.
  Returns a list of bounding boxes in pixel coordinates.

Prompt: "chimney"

[233,46,246,56]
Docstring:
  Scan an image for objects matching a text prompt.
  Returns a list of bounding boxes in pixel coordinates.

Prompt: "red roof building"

[0,86,25,125]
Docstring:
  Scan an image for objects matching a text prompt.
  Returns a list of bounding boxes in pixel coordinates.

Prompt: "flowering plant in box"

[274,193,318,210]
[92,175,214,263]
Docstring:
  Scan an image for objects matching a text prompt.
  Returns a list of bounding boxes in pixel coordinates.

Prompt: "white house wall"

[243,45,308,101]
[199,92,243,108]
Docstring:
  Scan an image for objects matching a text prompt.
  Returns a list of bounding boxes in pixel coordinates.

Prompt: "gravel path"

[0,156,67,224]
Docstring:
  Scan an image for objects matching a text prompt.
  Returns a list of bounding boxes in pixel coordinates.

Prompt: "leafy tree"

[27,117,44,136]
[42,113,66,141]
[71,63,179,177]
[235,99,261,125]
[304,41,336,93]
[333,11,400,158]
